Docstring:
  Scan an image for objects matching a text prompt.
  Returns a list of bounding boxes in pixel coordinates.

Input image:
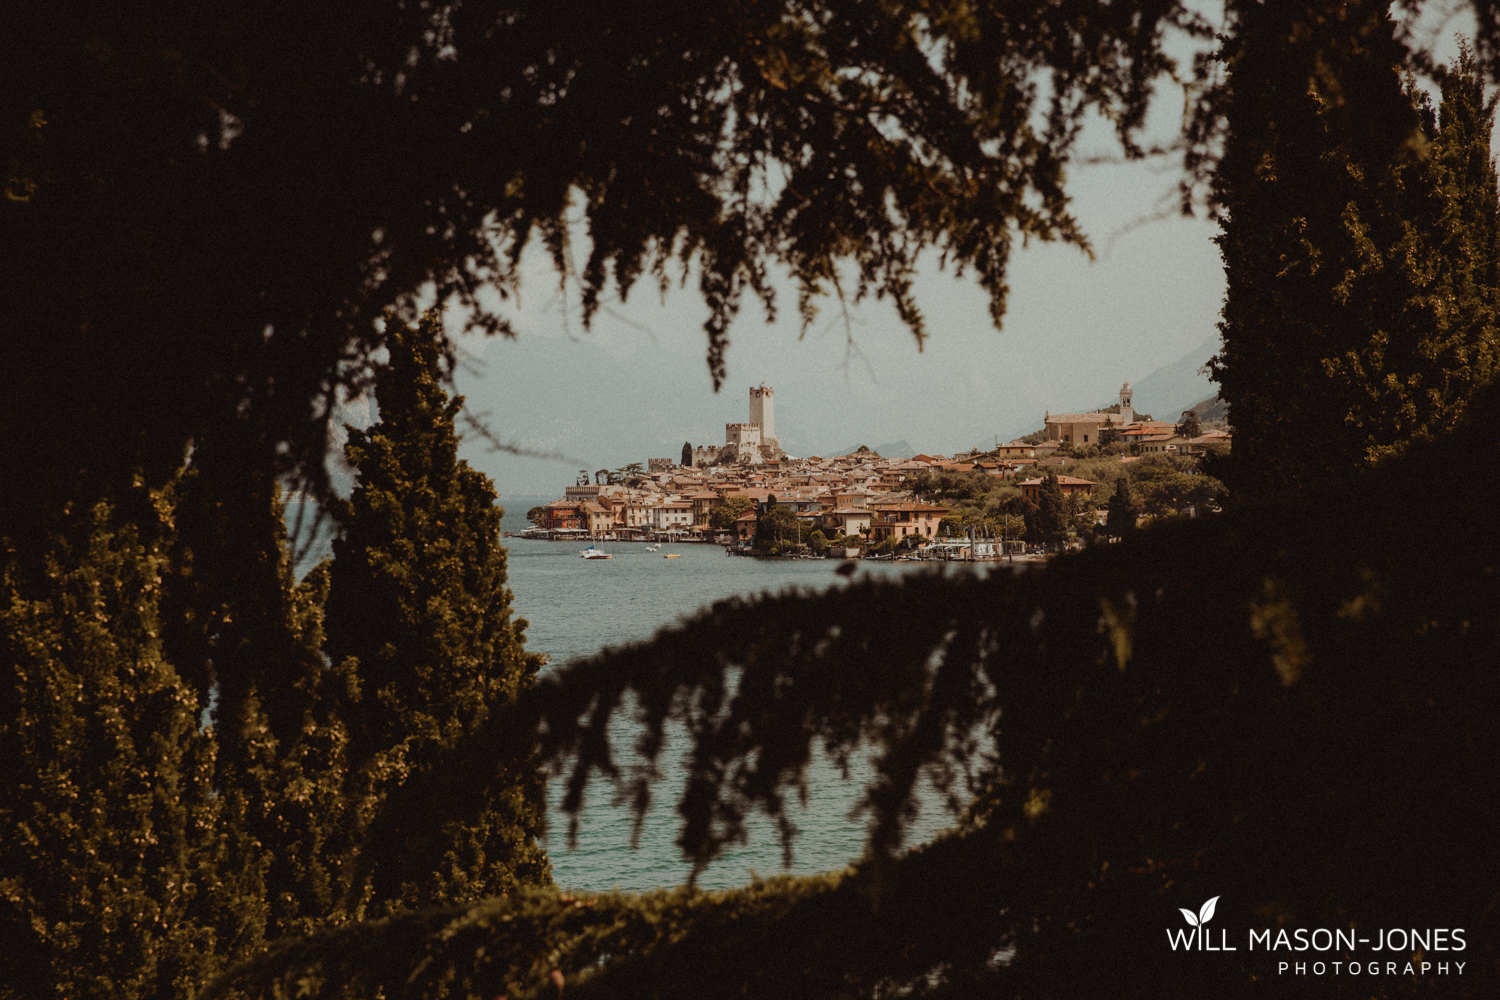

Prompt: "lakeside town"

[519,382,1231,559]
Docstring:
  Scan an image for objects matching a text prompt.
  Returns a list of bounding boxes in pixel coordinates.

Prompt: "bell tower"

[1119,382,1134,423]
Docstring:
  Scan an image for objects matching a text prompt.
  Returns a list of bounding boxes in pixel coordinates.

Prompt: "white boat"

[579,545,612,560]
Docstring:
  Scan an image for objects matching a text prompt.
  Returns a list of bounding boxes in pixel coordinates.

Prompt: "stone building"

[749,384,778,449]
[1043,383,1135,445]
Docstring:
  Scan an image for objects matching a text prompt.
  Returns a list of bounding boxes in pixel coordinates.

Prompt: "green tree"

[163,453,350,947]
[0,492,227,1000]
[708,495,756,530]
[1036,473,1069,549]
[752,500,799,555]
[1175,409,1202,439]
[324,313,550,911]
[526,506,548,528]
[1104,476,1140,536]
[903,472,938,500]
[1065,492,1099,545]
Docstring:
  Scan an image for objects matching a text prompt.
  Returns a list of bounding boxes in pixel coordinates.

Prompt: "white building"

[649,499,694,532]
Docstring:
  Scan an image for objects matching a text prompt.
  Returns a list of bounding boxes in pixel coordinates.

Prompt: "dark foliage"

[228,376,1500,998]
[0,493,225,1000]
[0,316,551,996]
[1,0,1215,541]
[11,3,1500,998]
[1030,472,1069,548]
[1210,6,1500,491]
[752,500,802,554]
[1103,475,1140,536]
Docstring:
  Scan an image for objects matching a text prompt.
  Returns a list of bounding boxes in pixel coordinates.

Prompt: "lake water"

[503,536,965,892]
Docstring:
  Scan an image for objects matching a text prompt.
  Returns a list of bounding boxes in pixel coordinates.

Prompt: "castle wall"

[726,422,762,451]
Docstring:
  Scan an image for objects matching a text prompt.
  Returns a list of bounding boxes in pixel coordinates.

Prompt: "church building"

[1043,383,1134,445]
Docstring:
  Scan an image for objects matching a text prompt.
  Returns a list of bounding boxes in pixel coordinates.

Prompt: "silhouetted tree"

[1211,11,1500,491]
[1104,476,1140,536]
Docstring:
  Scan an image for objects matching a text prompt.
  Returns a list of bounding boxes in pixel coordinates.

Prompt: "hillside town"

[520,382,1230,558]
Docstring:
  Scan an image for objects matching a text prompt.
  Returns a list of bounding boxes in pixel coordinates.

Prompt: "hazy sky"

[448,7,1479,498]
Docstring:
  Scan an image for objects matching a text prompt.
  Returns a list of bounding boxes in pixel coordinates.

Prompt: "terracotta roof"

[1045,412,1125,424]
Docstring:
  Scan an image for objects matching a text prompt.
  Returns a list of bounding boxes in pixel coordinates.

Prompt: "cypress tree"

[1036,473,1069,548]
[0,490,225,1000]
[324,312,550,911]
[1212,5,1500,491]
[682,442,693,468]
[1104,476,1139,536]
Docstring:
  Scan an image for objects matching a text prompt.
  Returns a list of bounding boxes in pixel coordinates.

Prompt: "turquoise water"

[504,538,964,892]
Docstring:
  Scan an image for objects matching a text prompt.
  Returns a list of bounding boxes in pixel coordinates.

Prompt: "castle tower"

[748,384,776,443]
[1119,383,1134,424]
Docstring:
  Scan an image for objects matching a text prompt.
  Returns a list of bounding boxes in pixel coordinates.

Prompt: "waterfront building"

[821,507,873,537]
[868,502,950,542]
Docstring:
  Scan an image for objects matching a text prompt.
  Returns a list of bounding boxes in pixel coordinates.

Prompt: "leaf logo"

[1178,896,1219,927]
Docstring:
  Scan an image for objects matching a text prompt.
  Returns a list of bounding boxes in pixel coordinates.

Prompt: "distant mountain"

[1131,334,1219,423]
[1187,394,1227,424]
[825,440,915,459]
